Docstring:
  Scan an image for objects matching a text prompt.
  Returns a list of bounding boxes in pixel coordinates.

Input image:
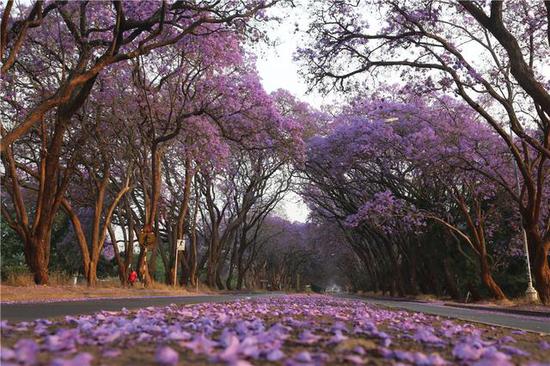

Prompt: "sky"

[253,7,317,223]
[254,6,322,108]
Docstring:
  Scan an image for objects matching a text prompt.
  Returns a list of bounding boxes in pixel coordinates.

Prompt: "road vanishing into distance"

[2,293,549,334]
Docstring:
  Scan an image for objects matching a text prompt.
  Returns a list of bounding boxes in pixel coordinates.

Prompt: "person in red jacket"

[128,267,138,287]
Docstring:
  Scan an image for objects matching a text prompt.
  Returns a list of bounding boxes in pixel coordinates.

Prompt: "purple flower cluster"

[1,295,547,365]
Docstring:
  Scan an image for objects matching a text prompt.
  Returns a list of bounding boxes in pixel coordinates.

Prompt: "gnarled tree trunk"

[479,250,506,300]
[527,229,550,304]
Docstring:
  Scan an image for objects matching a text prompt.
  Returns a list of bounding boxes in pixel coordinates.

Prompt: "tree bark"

[29,236,50,284]
[206,235,219,288]
[479,250,507,300]
[87,261,97,287]
[528,230,550,304]
[189,190,199,287]
[137,247,152,286]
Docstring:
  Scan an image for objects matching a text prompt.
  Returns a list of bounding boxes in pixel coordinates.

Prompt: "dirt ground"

[0,283,213,303]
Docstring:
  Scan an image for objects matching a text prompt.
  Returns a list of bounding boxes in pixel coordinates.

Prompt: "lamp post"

[519,227,538,302]
[509,126,538,302]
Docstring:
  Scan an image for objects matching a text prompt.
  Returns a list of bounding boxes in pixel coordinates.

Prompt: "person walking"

[128,266,138,287]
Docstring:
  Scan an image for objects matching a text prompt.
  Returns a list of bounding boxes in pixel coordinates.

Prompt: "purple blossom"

[101,242,116,261]
[452,342,483,360]
[181,334,217,354]
[266,349,285,361]
[297,329,322,344]
[50,353,93,366]
[539,340,550,350]
[294,351,313,362]
[328,330,348,344]
[102,349,122,358]
[472,347,513,366]
[14,339,39,365]
[344,354,365,364]
[499,345,530,357]
[413,327,444,345]
[1,347,16,361]
[499,336,516,344]
[155,346,179,366]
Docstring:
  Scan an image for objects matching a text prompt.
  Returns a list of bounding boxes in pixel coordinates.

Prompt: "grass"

[0,271,220,303]
[0,267,226,303]
[2,270,73,287]
[359,290,548,311]
[0,284,210,303]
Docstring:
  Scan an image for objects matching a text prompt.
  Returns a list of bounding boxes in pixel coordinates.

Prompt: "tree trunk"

[206,259,216,287]
[189,205,199,287]
[87,261,98,287]
[166,226,176,285]
[179,254,189,286]
[532,235,550,304]
[86,243,103,287]
[123,200,135,286]
[479,252,507,300]
[29,237,50,284]
[225,237,239,290]
[188,241,197,287]
[111,226,128,286]
[216,265,225,290]
[236,271,244,290]
[138,247,152,287]
[225,269,233,290]
[206,235,219,287]
[149,245,158,281]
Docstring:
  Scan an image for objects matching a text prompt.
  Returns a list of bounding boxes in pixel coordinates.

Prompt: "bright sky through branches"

[254,7,315,223]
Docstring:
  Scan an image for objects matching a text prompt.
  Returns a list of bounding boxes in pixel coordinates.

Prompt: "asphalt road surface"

[1,293,280,322]
[3,293,549,334]
[339,294,550,334]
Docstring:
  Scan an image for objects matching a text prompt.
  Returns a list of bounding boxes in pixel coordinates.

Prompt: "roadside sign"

[173,236,186,286]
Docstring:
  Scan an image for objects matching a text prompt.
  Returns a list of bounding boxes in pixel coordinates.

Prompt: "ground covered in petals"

[1,295,549,365]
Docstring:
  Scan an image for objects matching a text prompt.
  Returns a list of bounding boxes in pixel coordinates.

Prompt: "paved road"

[1,293,278,322]
[338,294,550,334]
[3,293,549,334]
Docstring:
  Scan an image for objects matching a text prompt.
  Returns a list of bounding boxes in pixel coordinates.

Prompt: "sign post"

[173,237,186,286]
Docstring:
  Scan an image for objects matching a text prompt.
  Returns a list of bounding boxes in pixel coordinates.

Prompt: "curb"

[443,303,550,318]
[336,293,429,304]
